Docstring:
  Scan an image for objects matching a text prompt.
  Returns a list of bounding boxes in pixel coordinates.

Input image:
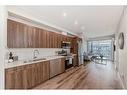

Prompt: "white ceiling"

[7,6,123,38]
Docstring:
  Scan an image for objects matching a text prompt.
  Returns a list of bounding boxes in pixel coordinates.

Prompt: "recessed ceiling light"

[74,20,78,25]
[63,12,67,17]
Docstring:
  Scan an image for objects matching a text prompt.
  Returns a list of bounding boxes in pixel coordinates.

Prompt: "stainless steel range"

[57,50,74,69]
[65,55,73,69]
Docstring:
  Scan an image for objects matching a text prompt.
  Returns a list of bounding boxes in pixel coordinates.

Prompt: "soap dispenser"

[8,52,14,63]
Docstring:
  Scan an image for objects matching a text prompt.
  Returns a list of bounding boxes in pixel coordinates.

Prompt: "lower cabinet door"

[35,62,42,85]
[60,58,65,73]
[14,66,24,89]
[22,65,28,89]
[22,64,35,89]
[22,64,37,89]
[25,65,33,89]
[57,59,62,74]
[43,61,50,81]
[5,68,16,89]
[40,62,44,83]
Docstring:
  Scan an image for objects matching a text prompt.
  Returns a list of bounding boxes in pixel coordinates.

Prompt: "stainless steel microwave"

[61,41,71,49]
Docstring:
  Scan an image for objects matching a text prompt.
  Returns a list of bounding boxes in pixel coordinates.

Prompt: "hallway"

[34,61,122,89]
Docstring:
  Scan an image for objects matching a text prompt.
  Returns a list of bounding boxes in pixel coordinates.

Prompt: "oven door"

[65,57,73,69]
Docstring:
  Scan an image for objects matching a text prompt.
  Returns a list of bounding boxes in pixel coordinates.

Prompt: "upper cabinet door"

[54,33,57,48]
[52,32,55,48]
[18,22,25,48]
[7,19,14,48]
[57,34,62,48]
[7,19,78,48]
[48,31,53,48]
[46,31,50,48]
[39,29,47,48]
[38,28,42,48]
[62,35,67,42]
[42,30,47,48]
[7,19,25,48]
[32,27,39,48]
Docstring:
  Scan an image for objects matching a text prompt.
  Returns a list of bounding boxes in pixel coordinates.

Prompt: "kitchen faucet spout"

[33,49,39,59]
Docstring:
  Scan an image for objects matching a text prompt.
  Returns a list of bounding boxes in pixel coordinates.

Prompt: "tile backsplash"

[5,48,69,61]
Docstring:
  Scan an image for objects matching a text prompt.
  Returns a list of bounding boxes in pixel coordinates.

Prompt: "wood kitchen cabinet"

[49,32,53,48]
[7,19,14,48]
[42,30,47,48]
[5,59,65,89]
[7,19,74,48]
[62,35,67,41]
[33,27,39,48]
[52,32,55,48]
[5,67,16,89]
[60,58,66,73]
[14,66,24,89]
[43,61,50,81]
[5,66,24,89]
[7,19,38,48]
[7,19,24,48]
[57,34,62,48]
[54,33,58,48]
[38,29,46,48]
[39,62,43,83]
[5,61,50,89]
[46,31,50,48]
[25,25,32,48]
[34,62,42,85]
[23,61,50,88]
[23,64,34,89]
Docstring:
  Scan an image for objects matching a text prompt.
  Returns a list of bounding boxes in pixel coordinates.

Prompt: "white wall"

[5,48,67,61]
[116,7,127,88]
[0,6,7,89]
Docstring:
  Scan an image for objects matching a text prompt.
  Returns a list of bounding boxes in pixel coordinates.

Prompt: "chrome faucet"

[33,50,39,59]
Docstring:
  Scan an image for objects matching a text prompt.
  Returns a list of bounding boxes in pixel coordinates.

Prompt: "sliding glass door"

[87,40,113,60]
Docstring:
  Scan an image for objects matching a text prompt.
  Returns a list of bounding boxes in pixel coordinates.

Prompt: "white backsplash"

[5,48,70,61]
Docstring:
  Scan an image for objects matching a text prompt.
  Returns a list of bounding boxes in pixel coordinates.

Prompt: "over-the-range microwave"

[61,41,71,49]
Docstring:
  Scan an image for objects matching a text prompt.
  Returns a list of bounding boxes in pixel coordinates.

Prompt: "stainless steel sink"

[23,60,33,63]
[32,58,47,61]
[23,58,47,63]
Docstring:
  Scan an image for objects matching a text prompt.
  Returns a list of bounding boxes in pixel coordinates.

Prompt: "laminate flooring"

[34,61,122,89]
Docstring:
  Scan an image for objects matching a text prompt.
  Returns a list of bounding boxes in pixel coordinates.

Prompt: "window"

[87,40,112,60]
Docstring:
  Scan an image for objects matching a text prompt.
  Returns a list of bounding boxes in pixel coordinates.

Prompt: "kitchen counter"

[70,54,77,56]
[5,55,65,69]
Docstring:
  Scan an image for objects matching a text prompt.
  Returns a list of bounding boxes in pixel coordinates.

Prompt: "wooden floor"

[33,61,122,89]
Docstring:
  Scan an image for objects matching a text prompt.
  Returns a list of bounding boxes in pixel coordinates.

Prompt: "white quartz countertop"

[5,55,65,69]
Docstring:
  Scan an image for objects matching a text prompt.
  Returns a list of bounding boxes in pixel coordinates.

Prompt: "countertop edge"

[4,56,66,69]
